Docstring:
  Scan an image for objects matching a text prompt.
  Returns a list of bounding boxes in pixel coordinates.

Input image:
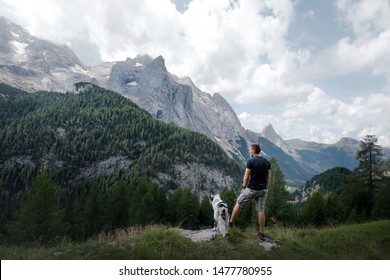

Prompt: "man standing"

[229,143,271,241]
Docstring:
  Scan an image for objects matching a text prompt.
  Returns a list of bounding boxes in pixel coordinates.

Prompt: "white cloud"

[1,0,389,147]
[303,0,390,80]
[336,0,390,38]
[335,93,390,145]
[239,89,390,147]
[0,0,312,102]
[309,126,338,144]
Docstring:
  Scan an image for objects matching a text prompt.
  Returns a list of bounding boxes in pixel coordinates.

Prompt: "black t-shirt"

[246,156,271,190]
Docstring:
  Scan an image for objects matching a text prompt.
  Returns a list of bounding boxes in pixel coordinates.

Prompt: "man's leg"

[258,211,265,233]
[256,190,267,234]
[230,204,241,225]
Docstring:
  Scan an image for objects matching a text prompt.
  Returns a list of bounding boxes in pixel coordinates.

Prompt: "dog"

[209,194,230,237]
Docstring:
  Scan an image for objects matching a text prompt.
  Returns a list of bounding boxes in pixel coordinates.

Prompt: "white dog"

[209,194,230,237]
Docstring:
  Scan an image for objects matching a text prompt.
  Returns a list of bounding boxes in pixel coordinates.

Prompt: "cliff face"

[104,54,253,162]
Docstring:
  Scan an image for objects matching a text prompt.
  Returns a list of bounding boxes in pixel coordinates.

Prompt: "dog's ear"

[209,194,215,201]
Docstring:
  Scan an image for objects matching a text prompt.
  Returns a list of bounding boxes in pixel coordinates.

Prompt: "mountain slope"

[292,167,352,203]
[0,83,242,195]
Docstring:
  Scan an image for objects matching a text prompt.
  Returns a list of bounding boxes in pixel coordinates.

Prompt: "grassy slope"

[0,220,389,260]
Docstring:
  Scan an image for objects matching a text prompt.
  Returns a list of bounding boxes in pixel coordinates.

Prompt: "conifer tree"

[198,196,213,227]
[266,158,294,224]
[82,185,106,237]
[130,178,167,226]
[356,135,383,216]
[106,180,131,229]
[168,188,200,229]
[7,171,63,244]
[301,190,327,227]
[371,182,390,219]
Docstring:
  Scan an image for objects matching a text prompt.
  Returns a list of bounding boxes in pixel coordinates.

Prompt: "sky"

[1,0,389,147]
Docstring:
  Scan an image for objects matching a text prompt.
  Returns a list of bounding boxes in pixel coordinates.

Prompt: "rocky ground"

[179,228,280,251]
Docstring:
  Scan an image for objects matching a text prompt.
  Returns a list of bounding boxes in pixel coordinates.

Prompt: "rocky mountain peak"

[0,17,84,70]
[336,137,359,146]
[262,124,286,147]
[0,16,28,39]
[261,124,300,160]
[0,17,32,61]
[146,55,167,73]
[334,137,360,156]
[262,124,277,138]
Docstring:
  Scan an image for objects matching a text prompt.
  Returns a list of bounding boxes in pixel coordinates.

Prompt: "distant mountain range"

[1,16,389,186]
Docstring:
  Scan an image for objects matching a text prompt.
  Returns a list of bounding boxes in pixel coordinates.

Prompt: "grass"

[0,220,389,260]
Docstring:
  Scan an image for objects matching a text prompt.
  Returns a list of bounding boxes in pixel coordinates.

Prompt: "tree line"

[1,136,388,245]
[1,158,290,245]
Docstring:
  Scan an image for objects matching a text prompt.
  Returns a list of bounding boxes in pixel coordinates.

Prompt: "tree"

[198,196,213,227]
[357,136,383,192]
[130,178,167,226]
[167,188,199,229]
[371,183,390,220]
[266,158,295,224]
[7,171,63,244]
[106,180,131,230]
[82,184,106,238]
[339,169,371,223]
[356,135,383,217]
[301,190,327,227]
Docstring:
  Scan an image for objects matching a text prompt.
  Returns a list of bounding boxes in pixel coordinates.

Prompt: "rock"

[259,241,280,251]
[179,228,221,243]
[75,156,133,180]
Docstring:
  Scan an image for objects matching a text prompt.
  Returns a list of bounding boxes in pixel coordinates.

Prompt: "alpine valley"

[1,16,389,189]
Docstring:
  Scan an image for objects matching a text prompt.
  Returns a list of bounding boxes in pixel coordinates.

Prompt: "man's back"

[246,156,271,190]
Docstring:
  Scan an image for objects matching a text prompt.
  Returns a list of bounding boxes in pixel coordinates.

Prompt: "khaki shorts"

[236,188,268,212]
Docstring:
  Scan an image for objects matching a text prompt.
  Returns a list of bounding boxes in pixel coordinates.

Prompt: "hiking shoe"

[229,222,234,229]
[257,232,266,241]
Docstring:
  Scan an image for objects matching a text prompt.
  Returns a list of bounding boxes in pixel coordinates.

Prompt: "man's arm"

[242,168,251,190]
[267,169,271,188]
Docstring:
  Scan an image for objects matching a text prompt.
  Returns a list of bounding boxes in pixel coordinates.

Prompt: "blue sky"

[1,0,389,146]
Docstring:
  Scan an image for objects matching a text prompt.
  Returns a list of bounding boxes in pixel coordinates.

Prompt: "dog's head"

[209,194,220,202]
[209,194,223,209]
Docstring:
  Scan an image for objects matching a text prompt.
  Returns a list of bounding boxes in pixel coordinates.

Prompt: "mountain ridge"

[0,82,242,196]
[2,17,389,186]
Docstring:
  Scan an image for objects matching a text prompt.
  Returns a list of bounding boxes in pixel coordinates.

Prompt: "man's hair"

[250,144,261,154]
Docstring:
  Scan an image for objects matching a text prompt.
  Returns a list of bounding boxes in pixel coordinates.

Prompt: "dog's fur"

[209,194,230,237]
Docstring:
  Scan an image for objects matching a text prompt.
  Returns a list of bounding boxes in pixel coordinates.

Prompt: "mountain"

[0,82,242,196]
[0,17,92,91]
[0,17,254,162]
[292,167,352,203]
[2,17,389,186]
[285,137,360,175]
[104,54,253,163]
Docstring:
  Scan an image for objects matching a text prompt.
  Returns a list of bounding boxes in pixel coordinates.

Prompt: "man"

[229,143,271,241]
